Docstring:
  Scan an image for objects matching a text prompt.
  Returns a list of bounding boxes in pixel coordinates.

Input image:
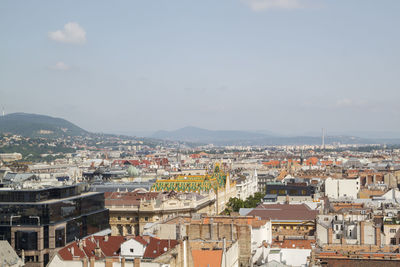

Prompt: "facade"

[106,190,216,236]
[265,181,315,202]
[247,203,318,238]
[235,170,258,200]
[0,184,109,267]
[324,177,360,199]
[148,214,271,267]
[150,164,236,214]
[253,239,316,267]
[383,217,400,245]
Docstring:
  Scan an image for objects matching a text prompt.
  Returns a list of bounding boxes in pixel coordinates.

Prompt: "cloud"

[48,22,86,44]
[242,0,302,11]
[50,61,70,71]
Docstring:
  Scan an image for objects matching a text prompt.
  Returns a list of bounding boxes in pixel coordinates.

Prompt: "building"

[265,181,316,203]
[0,240,24,267]
[150,164,236,213]
[253,238,316,267]
[383,217,400,245]
[0,184,109,267]
[47,235,178,267]
[0,153,22,163]
[246,203,318,238]
[235,170,258,200]
[146,214,272,267]
[106,190,216,236]
[324,177,360,199]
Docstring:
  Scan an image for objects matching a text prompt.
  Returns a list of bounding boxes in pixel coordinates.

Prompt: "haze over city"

[1,0,400,135]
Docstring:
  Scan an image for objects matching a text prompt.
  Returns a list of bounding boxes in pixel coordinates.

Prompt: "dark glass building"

[0,183,109,267]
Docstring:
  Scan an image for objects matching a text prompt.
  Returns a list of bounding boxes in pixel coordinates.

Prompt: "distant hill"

[151,126,400,145]
[152,126,272,144]
[0,113,88,138]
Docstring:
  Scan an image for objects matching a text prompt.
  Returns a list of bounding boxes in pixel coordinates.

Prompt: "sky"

[1,0,400,136]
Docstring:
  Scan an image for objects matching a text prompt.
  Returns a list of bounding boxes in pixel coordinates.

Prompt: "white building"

[236,169,258,200]
[324,177,360,199]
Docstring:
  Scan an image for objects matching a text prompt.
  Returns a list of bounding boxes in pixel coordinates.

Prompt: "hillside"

[0,113,88,138]
[151,126,400,146]
[152,126,272,144]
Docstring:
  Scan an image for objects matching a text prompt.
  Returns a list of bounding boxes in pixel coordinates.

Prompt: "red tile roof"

[58,235,178,261]
[105,191,160,206]
[272,238,316,249]
[58,236,126,260]
[143,237,178,259]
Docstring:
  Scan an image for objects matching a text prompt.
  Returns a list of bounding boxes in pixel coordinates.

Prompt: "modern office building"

[0,183,109,267]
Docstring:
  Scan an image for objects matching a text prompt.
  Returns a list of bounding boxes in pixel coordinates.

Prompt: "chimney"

[104,235,109,242]
[375,226,381,246]
[328,228,333,244]
[134,258,141,267]
[71,246,75,256]
[360,221,365,245]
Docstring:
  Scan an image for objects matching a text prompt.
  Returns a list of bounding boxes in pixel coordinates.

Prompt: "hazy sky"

[1,0,400,134]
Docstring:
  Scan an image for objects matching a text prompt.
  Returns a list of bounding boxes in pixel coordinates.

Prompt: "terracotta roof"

[105,191,160,206]
[58,236,126,261]
[143,237,178,259]
[272,238,316,249]
[133,236,148,246]
[192,250,222,267]
[248,204,318,221]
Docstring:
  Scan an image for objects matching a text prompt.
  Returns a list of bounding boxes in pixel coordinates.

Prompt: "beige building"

[106,190,216,236]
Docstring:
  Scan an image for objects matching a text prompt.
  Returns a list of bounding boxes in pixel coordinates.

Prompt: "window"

[145,217,149,221]
[390,238,397,245]
[127,217,130,221]
[118,216,121,221]
[130,248,134,253]
[390,229,397,233]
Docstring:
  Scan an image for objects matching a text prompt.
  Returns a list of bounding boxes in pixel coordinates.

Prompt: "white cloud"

[48,22,86,44]
[242,0,302,11]
[50,61,70,71]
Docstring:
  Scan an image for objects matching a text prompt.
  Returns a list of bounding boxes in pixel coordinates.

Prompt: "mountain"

[151,126,400,146]
[152,126,272,144]
[0,113,88,138]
